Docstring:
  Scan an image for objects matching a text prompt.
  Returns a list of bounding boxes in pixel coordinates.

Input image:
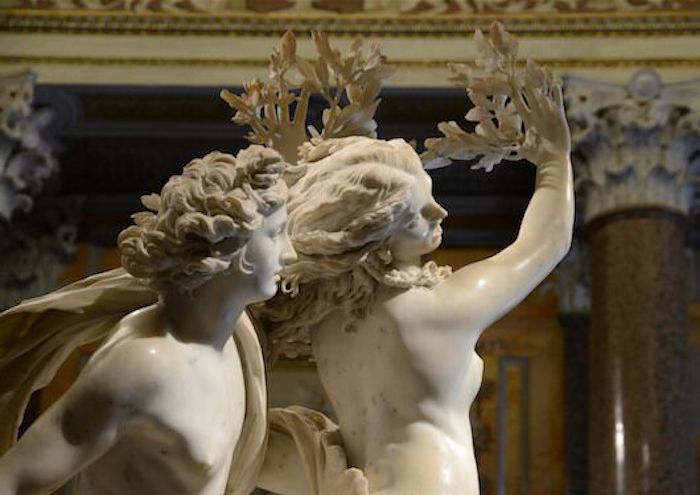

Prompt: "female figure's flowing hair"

[258,137,450,361]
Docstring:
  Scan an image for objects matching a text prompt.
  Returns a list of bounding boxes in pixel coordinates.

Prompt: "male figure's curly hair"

[118,146,287,293]
[257,137,450,361]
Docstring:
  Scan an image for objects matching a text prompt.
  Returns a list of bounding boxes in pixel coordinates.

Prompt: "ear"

[236,246,255,275]
[376,246,393,264]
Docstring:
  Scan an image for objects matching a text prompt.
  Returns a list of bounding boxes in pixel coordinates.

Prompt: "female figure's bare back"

[313,293,482,494]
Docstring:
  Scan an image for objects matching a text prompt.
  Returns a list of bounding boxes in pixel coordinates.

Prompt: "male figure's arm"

[0,340,155,495]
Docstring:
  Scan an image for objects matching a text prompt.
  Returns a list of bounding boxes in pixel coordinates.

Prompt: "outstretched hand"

[421,22,572,172]
[511,61,571,165]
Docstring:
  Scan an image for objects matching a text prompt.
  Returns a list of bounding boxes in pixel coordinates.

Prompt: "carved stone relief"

[5,0,696,13]
[0,70,57,222]
[0,70,78,310]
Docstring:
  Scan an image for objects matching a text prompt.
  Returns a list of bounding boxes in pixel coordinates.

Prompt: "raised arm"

[0,341,147,494]
[426,84,574,334]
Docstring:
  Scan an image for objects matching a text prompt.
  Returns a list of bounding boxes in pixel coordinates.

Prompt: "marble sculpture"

[0,23,573,495]
[0,147,295,494]
[251,24,574,495]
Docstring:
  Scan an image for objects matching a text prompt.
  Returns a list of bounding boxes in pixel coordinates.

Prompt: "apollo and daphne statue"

[0,23,573,495]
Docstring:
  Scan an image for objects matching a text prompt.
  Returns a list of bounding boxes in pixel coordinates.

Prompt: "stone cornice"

[1,9,699,37]
[3,54,700,70]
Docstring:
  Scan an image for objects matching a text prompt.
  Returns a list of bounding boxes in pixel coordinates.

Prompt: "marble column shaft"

[558,313,590,495]
[565,69,700,495]
[588,210,695,494]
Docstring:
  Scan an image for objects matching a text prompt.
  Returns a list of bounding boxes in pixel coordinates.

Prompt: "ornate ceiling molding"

[2,55,700,70]
[1,9,699,37]
[7,0,700,13]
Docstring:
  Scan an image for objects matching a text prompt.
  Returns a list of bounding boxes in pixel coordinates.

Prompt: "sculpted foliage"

[220,32,394,166]
[422,22,563,172]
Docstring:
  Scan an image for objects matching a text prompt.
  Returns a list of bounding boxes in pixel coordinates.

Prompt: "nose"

[423,202,448,222]
[280,233,297,266]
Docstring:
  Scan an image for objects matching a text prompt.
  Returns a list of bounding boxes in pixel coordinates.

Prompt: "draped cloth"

[0,267,268,495]
[269,406,369,495]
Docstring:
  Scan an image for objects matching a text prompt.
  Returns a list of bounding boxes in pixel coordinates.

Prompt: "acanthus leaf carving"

[0,70,58,222]
[565,69,700,223]
[0,69,79,310]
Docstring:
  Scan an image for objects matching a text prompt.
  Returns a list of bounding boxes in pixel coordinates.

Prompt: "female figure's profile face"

[389,171,447,262]
[243,206,297,301]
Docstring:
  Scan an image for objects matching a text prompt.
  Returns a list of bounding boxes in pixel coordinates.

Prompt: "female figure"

[0,146,296,495]
[257,85,573,494]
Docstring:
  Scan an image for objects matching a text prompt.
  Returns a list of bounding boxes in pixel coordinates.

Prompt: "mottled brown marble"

[559,313,590,495]
[587,209,698,495]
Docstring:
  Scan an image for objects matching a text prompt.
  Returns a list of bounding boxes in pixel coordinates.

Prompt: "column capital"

[548,240,591,315]
[0,69,77,310]
[0,69,57,222]
[565,69,700,225]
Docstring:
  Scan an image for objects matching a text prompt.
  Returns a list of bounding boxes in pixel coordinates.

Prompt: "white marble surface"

[0,147,295,495]
[258,127,573,495]
[256,26,574,495]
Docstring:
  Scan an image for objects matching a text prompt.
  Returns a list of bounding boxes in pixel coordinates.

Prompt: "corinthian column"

[565,69,700,495]
[0,70,78,310]
[550,241,591,495]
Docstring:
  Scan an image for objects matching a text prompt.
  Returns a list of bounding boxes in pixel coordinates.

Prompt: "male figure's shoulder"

[80,308,176,409]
